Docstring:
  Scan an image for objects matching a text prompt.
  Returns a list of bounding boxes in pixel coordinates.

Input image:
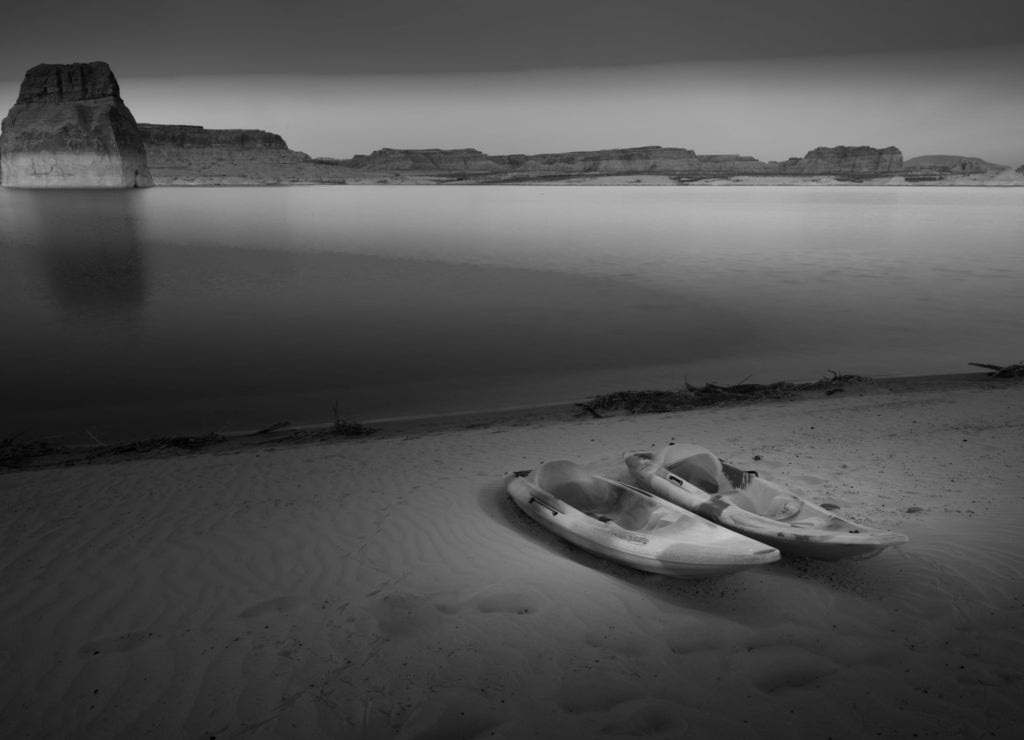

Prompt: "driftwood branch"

[968,361,1024,378]
[580,371,866,415]
[255,421,292,435]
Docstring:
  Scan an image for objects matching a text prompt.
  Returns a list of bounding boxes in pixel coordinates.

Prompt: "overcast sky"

[2,0,1023,164]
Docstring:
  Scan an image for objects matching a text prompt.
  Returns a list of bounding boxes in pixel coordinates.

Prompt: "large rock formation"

[339,145,900,179]
[137,123,345,184]
[492,146,705,174]
[139,124,300,151]
[0,62,152,188]
[343,147,502,172]
[697,154,771,175]
[344,146,711,177]
[903,155,1010,174]
[776,146,903,176]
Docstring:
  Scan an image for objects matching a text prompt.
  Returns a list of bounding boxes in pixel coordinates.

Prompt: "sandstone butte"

[0,61,152,188]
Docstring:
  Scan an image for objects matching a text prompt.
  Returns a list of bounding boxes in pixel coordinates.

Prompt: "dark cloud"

[2,0,1024,79]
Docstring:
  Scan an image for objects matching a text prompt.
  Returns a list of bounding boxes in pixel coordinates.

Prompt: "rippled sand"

[2,380,1022,738]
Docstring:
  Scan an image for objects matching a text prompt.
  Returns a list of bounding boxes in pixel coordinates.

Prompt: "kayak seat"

[537,461,623,518]
[608,500,682,532]
[665,454,721,493]
[763,495,802,520]
[536,461,679,532]
[721,462,755,489]
[718,489,757,511]
[551,480,611,517]
[721,488,801,520]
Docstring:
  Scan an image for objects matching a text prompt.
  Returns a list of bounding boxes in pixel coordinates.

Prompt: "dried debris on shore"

[4,365,1019,470]
[577,371,867,417]
[1,416,376,471]
[968,361,1024,378]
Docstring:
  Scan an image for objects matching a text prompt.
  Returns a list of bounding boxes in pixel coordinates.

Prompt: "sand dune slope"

[2,382,1022,738]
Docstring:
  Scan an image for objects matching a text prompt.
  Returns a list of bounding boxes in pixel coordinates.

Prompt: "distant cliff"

[137,123,343,184]
[697,154,771,175]
[776,146,903,175]
[343,148,503,172]
[340,144,900,179]
[139,124,298,151]
[0,61,152,188]
[492,146,706,174]
[343,146,708,174]
[903,155,1009,174]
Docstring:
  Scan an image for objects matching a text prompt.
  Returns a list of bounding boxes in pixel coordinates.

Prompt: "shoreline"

[2,366,1022,737]
[2,369,1016,471]
[364,369,1015,436]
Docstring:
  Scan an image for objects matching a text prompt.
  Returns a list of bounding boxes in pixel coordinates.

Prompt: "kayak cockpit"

[532,460,685,533]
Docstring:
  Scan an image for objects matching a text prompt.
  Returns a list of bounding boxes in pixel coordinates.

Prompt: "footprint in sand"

[436,587,549,617]
[368,592,443,639]
[555,675,641,714]
[736,646,840,693]
[78,631,160,655]
[794,474,827,487]
[600,700,684,736]
[237,595,306,619]
[582,628,649,658]
[473,590,547,615]
[395,692,500,739]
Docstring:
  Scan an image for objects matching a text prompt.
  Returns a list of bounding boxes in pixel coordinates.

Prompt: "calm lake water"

[1,185,1022,441]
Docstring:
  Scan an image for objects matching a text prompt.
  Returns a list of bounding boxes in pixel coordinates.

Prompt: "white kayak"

[506,460,780,578]
[625,445,908,560]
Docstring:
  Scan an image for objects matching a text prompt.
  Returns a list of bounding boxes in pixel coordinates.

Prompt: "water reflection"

[25,190,147,320]
[1,185,1021,442]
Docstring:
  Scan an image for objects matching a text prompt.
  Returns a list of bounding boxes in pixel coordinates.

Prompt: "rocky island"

[0,62,152,188]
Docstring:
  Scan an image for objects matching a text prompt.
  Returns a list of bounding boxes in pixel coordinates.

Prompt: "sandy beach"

[2,375,1022,738]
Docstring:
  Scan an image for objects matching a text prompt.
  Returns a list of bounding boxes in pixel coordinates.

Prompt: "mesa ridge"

[1,61,1020,187]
